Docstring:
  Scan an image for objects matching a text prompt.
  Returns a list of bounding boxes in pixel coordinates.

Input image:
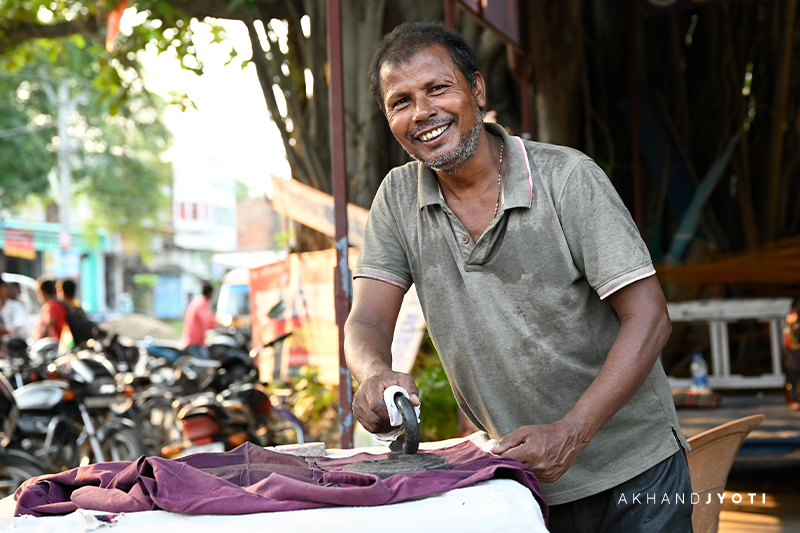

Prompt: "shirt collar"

[417,122,533,211]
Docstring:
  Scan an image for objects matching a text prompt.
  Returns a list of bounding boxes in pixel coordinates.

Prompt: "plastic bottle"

[690,353,709,392]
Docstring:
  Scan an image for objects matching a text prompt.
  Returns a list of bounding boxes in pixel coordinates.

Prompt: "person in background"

[57,279,81,310]
[181,282,217,359]
[783,296,800,410]
[34,278,67,340]
[1,281,28,339]
[0,276,10,339]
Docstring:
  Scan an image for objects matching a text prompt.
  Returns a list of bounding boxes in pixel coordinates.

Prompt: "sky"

[121,11,290,198]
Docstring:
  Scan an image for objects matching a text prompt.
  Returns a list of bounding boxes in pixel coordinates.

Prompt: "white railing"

[666,298,792,389]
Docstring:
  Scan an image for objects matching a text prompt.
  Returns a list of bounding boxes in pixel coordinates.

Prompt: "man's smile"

[417,124,449,141]
[408,116,457,145]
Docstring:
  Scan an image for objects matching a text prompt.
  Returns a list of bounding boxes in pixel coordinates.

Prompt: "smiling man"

[344,22,693,532]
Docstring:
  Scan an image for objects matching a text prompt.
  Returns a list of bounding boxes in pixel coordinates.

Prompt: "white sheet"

[0,435,548,533]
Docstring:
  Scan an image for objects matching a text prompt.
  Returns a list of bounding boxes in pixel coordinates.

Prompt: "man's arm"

[345,277,419,433]
[201,300,217,331]
[491,275,672,483]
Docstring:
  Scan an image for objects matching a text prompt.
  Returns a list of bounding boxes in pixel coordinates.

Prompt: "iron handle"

[393,392,419,455]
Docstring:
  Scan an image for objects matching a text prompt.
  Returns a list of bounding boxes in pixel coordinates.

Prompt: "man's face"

[380,44,486,173]
[0,284,7,299]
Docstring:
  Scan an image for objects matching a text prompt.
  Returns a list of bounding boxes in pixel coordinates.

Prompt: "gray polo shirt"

[355,122,686,505]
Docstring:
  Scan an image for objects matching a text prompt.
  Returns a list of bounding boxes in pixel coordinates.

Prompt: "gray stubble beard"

[405,108,484,173]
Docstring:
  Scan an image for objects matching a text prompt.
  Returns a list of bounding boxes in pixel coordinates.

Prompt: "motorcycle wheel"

[135,396,181,454]
[0,463,45,499]
[100,428,149,462]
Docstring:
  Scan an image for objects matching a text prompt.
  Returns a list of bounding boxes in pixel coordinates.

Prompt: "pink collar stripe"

[514,136,533,208]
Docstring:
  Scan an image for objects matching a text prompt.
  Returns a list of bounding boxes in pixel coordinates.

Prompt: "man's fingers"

[353,400,392,433]
[490,429,527,454]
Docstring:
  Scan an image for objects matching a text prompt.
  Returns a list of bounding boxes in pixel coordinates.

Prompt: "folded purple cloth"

[15,440,546,523]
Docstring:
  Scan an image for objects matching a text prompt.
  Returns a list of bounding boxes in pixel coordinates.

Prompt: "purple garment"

[15,441,547,523]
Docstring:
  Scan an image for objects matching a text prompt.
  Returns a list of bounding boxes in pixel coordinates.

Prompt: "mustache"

[407,115,457,142]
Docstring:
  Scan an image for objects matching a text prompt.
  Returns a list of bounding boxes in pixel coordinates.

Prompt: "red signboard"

[3,229,36,260]
[250,249,426,385]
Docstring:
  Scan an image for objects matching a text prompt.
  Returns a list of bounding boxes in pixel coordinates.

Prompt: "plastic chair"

[685,414,765,533]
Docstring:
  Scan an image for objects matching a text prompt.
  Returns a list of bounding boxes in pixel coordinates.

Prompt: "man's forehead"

[381,45,458,77]
[380,45,461,95]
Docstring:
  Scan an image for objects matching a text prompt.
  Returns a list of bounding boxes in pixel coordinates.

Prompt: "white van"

[216,268,251,329]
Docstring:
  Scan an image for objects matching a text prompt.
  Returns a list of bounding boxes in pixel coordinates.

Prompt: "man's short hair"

[369,21,480,113]
[38,278,56,297]
[59,279,77,300]
[8,282,19,293]
[202,283,214,298]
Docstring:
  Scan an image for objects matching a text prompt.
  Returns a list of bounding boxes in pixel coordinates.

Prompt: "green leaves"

[0,31,171,256]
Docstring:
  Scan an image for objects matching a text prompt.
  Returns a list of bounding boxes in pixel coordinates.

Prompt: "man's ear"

[471,71,487,108]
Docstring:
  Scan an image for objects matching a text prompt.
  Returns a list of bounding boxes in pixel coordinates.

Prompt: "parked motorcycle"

[0,375,46,499]
[162,333,304,458]
[7,349,148,474]
[0,339,42,389]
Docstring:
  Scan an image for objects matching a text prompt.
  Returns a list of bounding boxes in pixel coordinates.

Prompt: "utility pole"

[43,77,82,251]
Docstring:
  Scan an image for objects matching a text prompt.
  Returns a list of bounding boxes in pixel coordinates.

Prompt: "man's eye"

[393,98,409,108]
[431,85,446,92]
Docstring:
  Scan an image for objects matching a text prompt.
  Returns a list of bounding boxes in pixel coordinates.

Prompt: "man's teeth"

[419,125,448,141]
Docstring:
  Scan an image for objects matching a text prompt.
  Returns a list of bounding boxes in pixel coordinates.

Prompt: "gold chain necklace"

[493,139,505,219]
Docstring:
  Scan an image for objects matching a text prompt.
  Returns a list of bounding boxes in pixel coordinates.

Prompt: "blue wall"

[154,274,184,319]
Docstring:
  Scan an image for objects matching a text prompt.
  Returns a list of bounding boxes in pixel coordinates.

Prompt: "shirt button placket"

[460,235,470,244]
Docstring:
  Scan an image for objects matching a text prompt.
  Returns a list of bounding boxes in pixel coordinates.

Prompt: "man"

[57,279,80,309]
[34,278,67,340]
[345,22,692,532]
[181,283,217,359]
[1,281,28,339]
[0,276,10,339]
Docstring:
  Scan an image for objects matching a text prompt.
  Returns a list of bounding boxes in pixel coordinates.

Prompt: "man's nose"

[412,95,436,122]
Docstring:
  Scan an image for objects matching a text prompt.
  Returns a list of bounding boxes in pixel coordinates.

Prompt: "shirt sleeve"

[557,159,655,299]
[8,303,27,331]
[354,179,413,292]
[201,300,217,330]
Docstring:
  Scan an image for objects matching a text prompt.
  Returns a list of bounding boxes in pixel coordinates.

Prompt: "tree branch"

[1,15,100,48]
[243,15,316,188]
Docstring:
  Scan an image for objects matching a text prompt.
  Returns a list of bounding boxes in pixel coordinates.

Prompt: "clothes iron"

[345,392,449,479]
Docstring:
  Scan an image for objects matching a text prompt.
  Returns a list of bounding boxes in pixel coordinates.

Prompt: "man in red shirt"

[181,283,217,359]
[34,278,67,340]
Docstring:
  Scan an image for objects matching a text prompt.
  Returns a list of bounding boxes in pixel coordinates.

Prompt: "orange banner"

[250,249,425,385]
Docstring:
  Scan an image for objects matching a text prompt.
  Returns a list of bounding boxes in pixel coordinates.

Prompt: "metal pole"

[444,0,456,28]
[327,0,354,449]
[57,80,73,250]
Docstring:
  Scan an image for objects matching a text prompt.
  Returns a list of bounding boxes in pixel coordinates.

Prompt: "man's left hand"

[490,420,591,483]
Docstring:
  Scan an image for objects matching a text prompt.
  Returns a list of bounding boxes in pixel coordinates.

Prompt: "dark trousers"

[548,441,693,533]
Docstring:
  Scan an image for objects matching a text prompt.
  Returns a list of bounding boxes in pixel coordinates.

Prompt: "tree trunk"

[526,0,585,146]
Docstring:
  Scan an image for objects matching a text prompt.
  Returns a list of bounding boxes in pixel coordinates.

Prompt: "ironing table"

[0,435,547,533]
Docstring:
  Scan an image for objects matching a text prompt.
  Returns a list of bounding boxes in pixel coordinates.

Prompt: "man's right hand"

[352,369,420,433]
